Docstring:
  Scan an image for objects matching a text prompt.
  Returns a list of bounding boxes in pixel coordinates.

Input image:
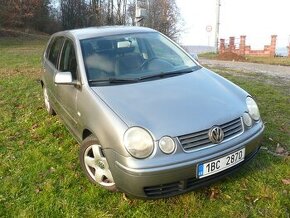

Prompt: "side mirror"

[54,72,73,84]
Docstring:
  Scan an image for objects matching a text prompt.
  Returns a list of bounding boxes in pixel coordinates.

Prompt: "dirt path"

[200,58,290,82]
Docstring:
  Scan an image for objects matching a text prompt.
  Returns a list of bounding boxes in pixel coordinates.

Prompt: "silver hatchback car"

[41,26,264,199]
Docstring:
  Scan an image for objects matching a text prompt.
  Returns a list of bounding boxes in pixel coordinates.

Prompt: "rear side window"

[48,37,64,68]
[59,40,78,80]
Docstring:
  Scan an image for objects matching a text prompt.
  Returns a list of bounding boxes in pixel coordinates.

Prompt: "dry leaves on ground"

[281,179,290,185]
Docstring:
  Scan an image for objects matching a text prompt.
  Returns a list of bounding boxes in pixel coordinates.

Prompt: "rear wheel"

[80,136,116,191]
[43,86,55,115]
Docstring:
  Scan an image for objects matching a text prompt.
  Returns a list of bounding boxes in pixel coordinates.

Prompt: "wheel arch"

[82,128,93,141]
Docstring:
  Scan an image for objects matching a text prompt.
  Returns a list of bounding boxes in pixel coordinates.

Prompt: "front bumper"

[105,122,264,199]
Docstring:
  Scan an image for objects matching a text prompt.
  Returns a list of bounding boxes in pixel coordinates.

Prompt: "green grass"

[0,37,48,69]
[0,38,289,217]
[199,52,218,59]
[245,56,290,66]
[199,52,290,66]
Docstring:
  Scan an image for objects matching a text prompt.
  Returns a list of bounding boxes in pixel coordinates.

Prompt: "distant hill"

[181,45,215,54]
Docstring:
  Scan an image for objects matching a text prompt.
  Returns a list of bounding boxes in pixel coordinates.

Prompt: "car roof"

[53,26,157,40]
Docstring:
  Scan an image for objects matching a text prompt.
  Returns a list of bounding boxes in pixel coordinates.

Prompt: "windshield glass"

[80,32,198,85]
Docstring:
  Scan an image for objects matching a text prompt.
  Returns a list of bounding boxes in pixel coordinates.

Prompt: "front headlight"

[124,127,154,159]
[246,97,260,121]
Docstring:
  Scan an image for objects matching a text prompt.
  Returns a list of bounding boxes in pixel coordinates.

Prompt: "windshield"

[80,32,198,85]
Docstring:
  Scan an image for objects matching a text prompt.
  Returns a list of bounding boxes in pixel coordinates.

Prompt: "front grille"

[144,165,240,198]
[222,117,243,139]
[143,147,260,198]
[144,182,181,197]
[178,117,243,151]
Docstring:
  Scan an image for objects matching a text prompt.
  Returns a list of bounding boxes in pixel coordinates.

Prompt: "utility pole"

[135,0,139,26]
[135,0,149,26]
[215,0,221,53]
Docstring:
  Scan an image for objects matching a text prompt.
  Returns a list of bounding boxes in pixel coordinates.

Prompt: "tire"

[79,135,116,191]
[43,86,55,115]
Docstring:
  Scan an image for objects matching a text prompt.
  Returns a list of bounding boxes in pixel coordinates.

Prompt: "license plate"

[197,148,245,178]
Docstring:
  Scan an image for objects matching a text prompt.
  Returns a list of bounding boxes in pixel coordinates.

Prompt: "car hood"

[91,68,248,139]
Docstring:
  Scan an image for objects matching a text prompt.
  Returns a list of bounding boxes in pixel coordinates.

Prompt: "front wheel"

[79,135,116,191]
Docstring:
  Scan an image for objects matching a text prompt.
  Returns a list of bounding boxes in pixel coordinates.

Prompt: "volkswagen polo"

[41,26,264,199]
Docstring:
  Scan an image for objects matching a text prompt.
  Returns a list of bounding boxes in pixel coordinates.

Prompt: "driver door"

[56,38,81,139]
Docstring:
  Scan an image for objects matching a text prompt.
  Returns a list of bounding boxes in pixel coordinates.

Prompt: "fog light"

[243,112,252,127]
[159,136,176,154]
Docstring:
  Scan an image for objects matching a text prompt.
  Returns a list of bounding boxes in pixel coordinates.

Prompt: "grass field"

[0,38,289,217]
[199,52,290,66]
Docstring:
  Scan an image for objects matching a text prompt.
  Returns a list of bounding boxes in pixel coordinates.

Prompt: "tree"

[0,0,58,33]
[60,0,88,30]
[146,0,181,40]
[0,0,182,39]
[126,0,182,40]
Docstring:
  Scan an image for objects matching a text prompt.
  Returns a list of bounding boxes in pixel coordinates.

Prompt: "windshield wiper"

[89,78,138,84]
[138,66,201,81]
[89,66,202,84]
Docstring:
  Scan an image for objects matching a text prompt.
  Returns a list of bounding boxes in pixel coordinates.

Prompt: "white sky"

[176,0,290,49]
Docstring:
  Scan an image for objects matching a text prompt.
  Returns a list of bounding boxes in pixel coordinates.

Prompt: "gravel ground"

[200,58,290,82]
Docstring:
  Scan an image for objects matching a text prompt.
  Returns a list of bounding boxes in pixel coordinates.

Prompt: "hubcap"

[97,160,105,169]
[84,144,115,187]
